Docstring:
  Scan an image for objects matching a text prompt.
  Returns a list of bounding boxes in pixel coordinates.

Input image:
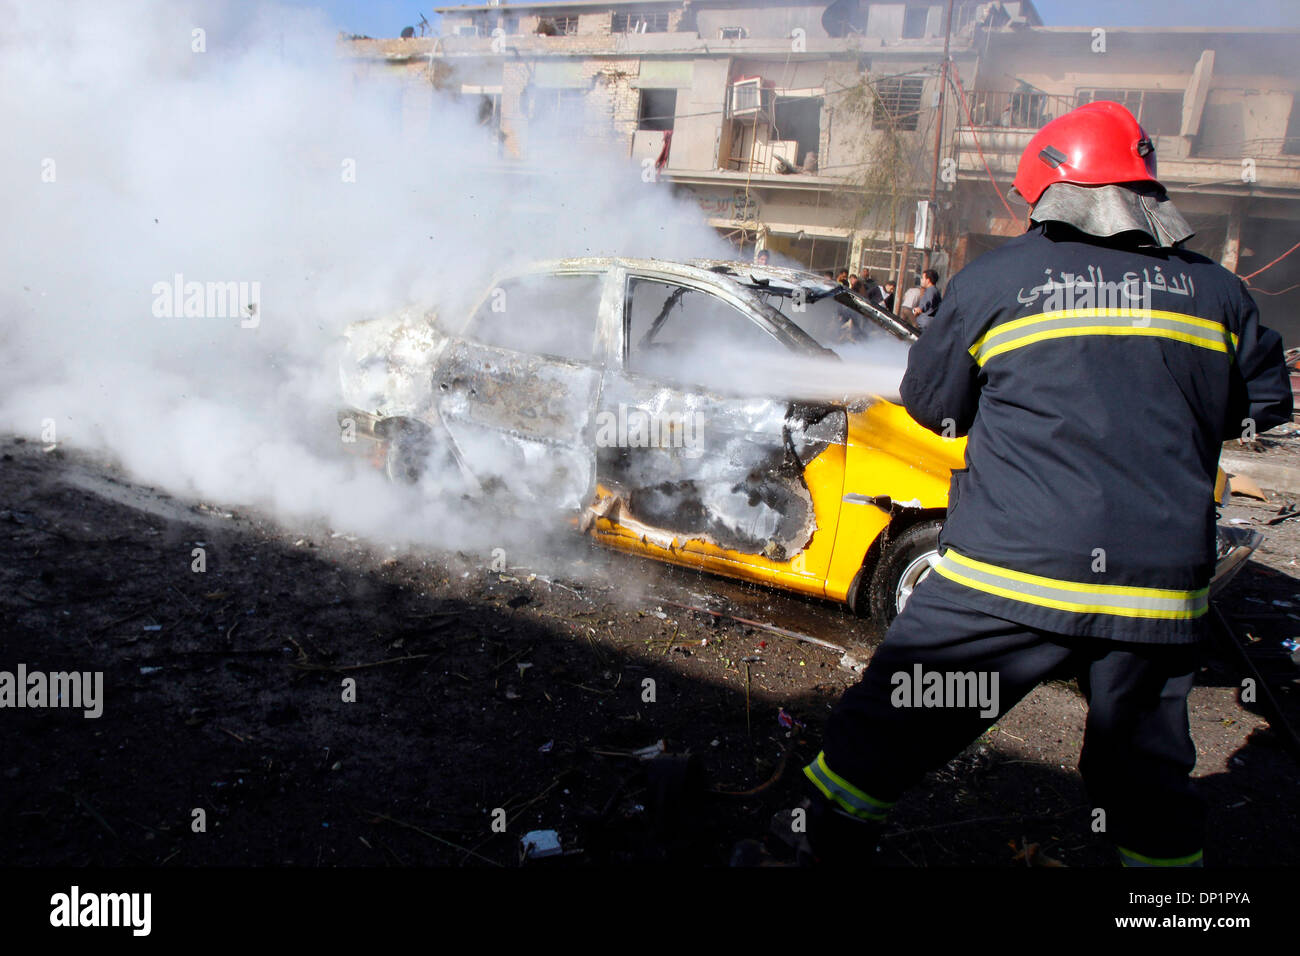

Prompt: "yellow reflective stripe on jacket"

[933,549,1209,621]
[1119,846,1204,868]
[968,309,1238,367]
[803,752,894,822]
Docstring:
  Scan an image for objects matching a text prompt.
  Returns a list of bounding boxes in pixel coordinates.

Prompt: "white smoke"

[0,0,910,559]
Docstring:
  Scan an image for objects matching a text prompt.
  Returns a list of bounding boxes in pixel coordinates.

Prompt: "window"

[719,26,747,39]
[625,278,787,382]
[729,77,769,118]
[857,239,897,283]
[613,11,670,34]
[902,5,931,38]
[638,89,677,131]
[531,88,586,126]
[763,291,908,348]
[772,96,822,170]
[467,274,604,363]
[453,25,479,38]
[952,1,981,33]
[1076,89,1185,137]
[476,92,501,130]
[537,16,578,35]
[873,76,925,131]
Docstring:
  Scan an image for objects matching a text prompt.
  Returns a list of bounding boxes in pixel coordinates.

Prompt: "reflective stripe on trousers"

[1119,846,1205,868]
[803,751,895,823]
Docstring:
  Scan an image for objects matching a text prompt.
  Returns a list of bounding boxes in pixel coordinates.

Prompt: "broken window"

[763,289,910,348]
[476,92,501,129]
[873,76,924,131]
[625,278,787,384]
[719,26,747,39]
[902,5,931,38]
[466,273,604,363]
[1076,89,1184,137]
[537,15,579,35]
[637,88,677,131]
[613,11,670,34]
[772,96,822,170]
[530,87,586,127]
[474,92,504,155]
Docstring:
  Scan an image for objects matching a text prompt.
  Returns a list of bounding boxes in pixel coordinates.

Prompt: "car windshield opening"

[756,288,917,351]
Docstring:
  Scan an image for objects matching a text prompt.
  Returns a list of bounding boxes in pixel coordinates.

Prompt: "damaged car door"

[589,269,846,588]
[433,269,609,511]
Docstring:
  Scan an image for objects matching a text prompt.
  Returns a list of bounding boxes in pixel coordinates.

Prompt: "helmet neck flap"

[1029,181,1194,248]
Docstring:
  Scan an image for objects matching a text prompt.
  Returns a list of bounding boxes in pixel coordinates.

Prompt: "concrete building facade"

[346,1,1300,336]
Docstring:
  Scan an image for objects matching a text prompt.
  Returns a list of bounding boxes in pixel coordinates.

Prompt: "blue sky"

[281,0,1300,37]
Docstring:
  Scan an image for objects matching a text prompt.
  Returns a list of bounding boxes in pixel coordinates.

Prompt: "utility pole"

[923,0,955,273]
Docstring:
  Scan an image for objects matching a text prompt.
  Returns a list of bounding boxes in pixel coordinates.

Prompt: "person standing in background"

[900,277,922,316]
[913,269,942,330]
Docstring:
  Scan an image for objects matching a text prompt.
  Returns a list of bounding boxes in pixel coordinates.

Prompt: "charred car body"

[338,258,1258,621]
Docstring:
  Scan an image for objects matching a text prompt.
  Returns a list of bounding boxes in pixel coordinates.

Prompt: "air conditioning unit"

[453,25,480,37]
[913,200,935,250]
[728,77,771,121]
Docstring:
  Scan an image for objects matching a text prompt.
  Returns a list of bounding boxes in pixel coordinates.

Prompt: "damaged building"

[345,1,1300,338]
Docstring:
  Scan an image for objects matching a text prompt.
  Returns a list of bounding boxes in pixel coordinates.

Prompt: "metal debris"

[520,829,562,861]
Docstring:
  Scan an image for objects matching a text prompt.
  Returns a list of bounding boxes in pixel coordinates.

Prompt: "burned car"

[338,258,1259,621]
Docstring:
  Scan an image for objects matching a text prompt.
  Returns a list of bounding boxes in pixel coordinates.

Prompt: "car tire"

[867,519,944,626]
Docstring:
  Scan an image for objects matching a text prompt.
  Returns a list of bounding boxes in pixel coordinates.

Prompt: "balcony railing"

[959,90,1078,131]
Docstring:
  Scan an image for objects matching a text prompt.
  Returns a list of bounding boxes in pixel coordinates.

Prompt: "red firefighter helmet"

[1011,100,1160,205]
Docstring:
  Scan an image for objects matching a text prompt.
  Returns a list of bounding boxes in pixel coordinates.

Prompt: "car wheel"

[867,519,944,625]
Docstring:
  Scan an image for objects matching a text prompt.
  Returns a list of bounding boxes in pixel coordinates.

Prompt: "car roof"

[688,259,841,299]
[491,257,831,355]
[504,257,845,301]
[491,256,918,345]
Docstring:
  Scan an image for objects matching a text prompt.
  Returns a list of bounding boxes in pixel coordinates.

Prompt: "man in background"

[900,276,922,316]
[913,269,942,329]
[879,280,896,313]
[858,268,880,303]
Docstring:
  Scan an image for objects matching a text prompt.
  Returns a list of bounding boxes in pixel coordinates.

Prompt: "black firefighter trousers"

[814,574,1206,864]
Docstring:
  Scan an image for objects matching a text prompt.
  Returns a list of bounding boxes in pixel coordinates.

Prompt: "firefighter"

[785,101,1292,866]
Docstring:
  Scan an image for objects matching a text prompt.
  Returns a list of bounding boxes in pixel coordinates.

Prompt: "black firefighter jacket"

[901,222,1293,643]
